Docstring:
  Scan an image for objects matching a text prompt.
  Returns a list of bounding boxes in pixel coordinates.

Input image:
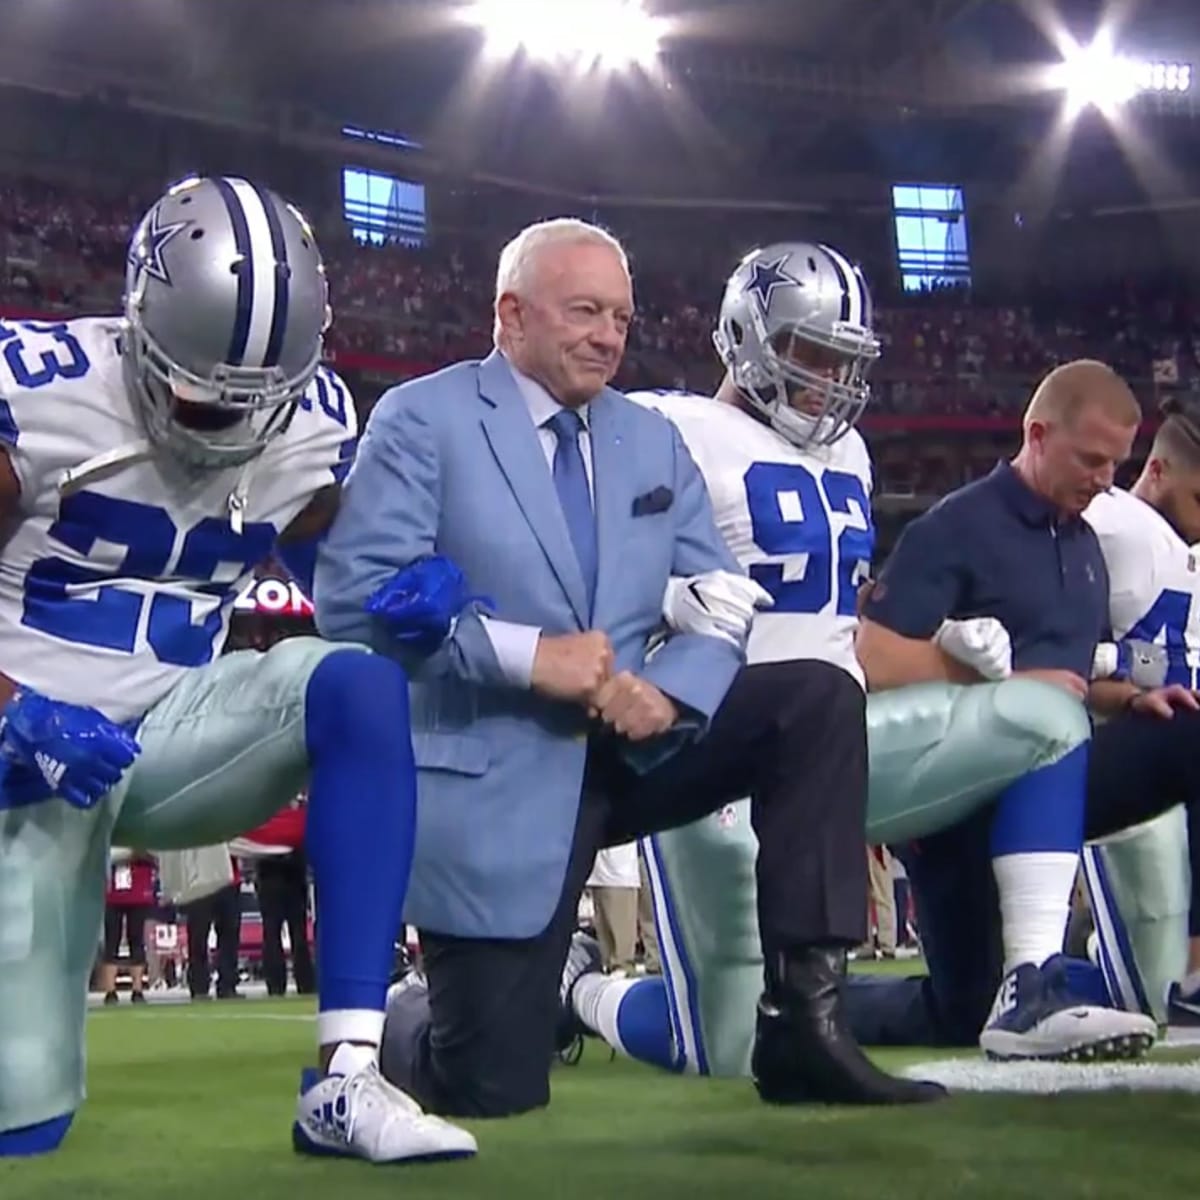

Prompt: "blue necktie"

[546,408,597,614]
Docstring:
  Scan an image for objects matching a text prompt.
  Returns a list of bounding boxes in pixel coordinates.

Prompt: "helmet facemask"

[122,314,316,470]
[716,306,879,448]
[713,242,881,449]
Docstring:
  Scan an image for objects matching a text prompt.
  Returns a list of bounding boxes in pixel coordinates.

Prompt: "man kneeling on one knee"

[314,217,944,1115]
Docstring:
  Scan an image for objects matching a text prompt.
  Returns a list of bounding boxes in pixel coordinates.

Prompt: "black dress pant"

[255,853,315,995]
[382,660,868,1117]
[186,883,242,998]
[1087,707,1200,834]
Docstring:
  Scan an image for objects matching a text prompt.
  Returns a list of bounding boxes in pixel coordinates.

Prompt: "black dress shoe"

[752,946,946,1106]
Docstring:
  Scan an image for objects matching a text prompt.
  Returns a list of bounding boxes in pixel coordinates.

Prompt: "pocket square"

[632,486,674,517]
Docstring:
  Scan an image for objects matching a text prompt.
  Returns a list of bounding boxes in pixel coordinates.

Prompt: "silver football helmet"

[713,241,880,447]
[122,175,331,469]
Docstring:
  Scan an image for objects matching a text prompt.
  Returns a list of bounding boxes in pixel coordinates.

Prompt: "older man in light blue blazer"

[314,218,939,1119]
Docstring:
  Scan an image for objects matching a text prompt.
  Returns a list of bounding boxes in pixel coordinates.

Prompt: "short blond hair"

[1024,359,1141,429]
[492,218,630,343]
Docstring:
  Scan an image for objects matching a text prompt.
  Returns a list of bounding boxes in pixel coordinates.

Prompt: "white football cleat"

[293,1043,477,1163]
[979,955,1157,1062]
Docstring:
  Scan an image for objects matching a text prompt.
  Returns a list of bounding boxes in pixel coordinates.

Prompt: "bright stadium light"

[1132,60,1193,93]
[469,0,663,69]
[1050,31,1194,115]
[1052,32,1138,115]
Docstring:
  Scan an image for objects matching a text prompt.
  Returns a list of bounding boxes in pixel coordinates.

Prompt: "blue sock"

[990,744,1088,856]
[990,744,1088,971]
[615,978,681,1072]
[572,973,681,1072]
[304,651,417,1043]
[0,1113,74,1157]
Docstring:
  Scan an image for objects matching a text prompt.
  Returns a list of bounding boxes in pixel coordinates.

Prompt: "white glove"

[933,617,1013,681]
[662,571,774,648]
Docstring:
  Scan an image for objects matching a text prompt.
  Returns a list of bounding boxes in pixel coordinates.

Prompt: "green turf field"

[2,996,1196,1200]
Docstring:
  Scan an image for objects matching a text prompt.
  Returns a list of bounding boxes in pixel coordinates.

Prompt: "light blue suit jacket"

[314,351,742,938]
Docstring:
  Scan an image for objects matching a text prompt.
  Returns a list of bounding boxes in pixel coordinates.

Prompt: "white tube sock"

[993,851,1079,973]
[572,973,640,1055]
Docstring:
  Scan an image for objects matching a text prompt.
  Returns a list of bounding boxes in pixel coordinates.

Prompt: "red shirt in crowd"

[106,857,157,907]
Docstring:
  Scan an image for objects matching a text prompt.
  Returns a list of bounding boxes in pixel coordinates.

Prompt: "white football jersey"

[1084,487,1200,686]
[0,317,356,721]
[629,390,874,685]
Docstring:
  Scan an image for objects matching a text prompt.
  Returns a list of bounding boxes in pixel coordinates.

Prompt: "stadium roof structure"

[2,0,1198,208]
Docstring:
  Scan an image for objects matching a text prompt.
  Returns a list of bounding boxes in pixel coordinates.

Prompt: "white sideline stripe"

[904,1054,1200,1094]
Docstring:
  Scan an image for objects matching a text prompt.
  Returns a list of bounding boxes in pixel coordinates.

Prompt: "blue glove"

[0,688,141,811]
[365,555,492,657]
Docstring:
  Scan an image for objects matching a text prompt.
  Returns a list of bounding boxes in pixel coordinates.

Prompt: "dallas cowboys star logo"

[745,253,801,315]
[128,206,191,288]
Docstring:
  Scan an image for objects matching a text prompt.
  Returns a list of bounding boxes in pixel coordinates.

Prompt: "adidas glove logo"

[34,750,67,789]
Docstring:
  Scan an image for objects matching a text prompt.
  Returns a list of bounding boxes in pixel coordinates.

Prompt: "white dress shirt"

[478,355,595,687]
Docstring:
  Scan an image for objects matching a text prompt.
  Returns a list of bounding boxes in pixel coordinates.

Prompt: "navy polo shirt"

[864,462,1109,680]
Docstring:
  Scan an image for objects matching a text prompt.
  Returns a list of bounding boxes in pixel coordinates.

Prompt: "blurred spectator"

[239,795,316,997]
[865,846,897,960]
[99,851,157,1004]
[892,855,918,953]
[587,844,641,975]
[145,904,182,991]
[637,845,661,976]
[184,855,243,1001]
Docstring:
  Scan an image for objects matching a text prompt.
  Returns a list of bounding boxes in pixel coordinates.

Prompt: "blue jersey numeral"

[24,492,275,667]
[0,320,91,390]
[298,370,355,485]
[743,462,874,616]
[823,471,875,616]
[297,369,351,428]
[1129,587,1194,686]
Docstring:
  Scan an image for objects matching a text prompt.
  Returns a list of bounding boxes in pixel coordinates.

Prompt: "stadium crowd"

[3,172,1199,424]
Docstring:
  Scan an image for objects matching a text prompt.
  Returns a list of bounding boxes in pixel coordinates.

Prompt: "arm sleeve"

[862,503,966,639]
[312,383,509,687]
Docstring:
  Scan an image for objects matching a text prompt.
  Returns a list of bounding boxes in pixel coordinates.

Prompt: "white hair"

[493,217,630,344]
